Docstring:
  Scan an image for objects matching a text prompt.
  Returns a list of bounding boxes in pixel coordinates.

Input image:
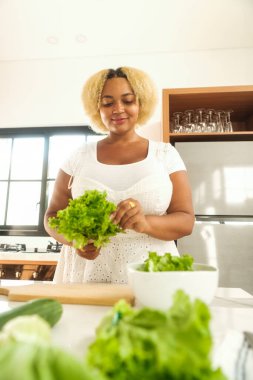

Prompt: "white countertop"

[0,284,252,361]
[0,252,60,262]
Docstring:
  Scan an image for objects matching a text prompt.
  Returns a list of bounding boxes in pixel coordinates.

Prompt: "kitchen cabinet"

[0,255,58,281]
[162,85,253,144]
[0,262,57,281]
[0,244,60,281]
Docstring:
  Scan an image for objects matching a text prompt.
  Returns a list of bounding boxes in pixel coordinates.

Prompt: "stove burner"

[0,243,26,252]
[46,241,62,253]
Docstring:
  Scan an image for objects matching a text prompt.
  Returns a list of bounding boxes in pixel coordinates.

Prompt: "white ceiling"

[1,0,253,62]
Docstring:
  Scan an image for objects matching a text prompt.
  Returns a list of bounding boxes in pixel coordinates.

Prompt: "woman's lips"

[111,118,127,125]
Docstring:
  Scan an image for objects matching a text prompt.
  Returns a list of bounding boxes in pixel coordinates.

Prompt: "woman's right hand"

[75,242,101,260]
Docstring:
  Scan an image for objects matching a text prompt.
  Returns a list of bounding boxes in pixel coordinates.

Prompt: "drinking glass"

[206,109,217,132]
[224,110,233,132]
[171,112,183,133]
[183,110,195,133]
[193,114,202,133]
[216,110,224,133]
[196,108,206,132]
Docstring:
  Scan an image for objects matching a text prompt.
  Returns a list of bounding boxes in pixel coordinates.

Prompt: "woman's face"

[99,77,139,134]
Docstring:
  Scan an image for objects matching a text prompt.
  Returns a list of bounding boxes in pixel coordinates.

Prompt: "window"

[0,127,103,236]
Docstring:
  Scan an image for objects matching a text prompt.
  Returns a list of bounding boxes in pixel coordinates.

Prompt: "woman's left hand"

[111,198,149,233]
[75,241,101,260]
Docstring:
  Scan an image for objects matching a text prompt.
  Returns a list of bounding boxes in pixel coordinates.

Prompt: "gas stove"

[0,243,26,252]
[0,242,63,254]
[46,241,63,253]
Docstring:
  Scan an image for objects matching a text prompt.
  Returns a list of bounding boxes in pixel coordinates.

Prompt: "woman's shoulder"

[149,140,174,153]
[69,140,97,157]
[149,140,186,173]
[60,141,96,174]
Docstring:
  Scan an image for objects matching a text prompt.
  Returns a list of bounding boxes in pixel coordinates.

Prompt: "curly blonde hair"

[81,66,157,133]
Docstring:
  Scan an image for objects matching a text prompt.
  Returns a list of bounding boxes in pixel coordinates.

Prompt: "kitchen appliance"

[0,243,26,252]
[175,141,253,294]
[46,241,63,253]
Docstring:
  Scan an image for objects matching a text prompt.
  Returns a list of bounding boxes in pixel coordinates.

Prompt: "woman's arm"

[44,169,73,246]
[112,170,195,241]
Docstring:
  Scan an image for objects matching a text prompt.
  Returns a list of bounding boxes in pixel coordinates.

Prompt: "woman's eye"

[102,103,113,107]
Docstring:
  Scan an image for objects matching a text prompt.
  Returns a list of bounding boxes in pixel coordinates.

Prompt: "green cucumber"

[0,298,63,329]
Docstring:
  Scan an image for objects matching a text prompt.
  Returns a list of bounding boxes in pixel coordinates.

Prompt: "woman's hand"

[75,241,101,260]
[111,198,149,234]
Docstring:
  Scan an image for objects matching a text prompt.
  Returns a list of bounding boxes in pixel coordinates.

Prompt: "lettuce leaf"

[86,291,227,380]
[139,251,194,272]
[0,341,105,380]
[0,314,105,380]
[48,190,123,249]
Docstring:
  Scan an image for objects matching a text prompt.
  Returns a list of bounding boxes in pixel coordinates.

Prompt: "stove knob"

[0,270,5,278]
[15,271,21,279]
[32,271,38,279]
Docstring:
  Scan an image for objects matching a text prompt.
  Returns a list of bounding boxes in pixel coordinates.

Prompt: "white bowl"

[127,262,218,310]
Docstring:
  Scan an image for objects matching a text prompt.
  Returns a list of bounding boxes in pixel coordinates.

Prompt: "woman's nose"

[112,101,124,113]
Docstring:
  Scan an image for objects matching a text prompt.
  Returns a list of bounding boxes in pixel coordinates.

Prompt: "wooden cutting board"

[0,283,135,306]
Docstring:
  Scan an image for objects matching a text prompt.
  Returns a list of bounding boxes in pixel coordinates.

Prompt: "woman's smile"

[99,77,139,133]
[111,116,128,125]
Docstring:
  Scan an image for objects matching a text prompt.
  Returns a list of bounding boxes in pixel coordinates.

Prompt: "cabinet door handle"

[15,271,21,279]
[32,271,38,279]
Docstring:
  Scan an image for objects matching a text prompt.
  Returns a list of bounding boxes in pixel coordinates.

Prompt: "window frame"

[0,126,100,237]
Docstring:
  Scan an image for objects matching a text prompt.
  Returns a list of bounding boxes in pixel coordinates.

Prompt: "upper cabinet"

[162,85,253,144]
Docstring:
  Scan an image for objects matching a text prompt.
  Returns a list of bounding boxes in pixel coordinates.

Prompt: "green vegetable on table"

[0,338,105,380]
[0,315,51,346]
[86,290,227,380]
[48,190,123,249]
[0,298,63,329]
[139,251,194,272]
[0,314,105,380]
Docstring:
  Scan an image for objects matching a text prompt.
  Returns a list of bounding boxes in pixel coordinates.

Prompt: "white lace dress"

[54,140,186,284]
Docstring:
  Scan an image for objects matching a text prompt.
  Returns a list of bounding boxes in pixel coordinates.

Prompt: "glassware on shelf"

[195,108,207,132]
[223,110,233,132]
[206,109,217,133]
[216,110,224,133]
[170,112,183,133]
[183,110,195,133]
[170,108,234,134]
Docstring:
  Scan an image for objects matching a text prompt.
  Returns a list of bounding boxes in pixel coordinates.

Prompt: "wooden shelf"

[168,131,253,143]
[162,85,253,143]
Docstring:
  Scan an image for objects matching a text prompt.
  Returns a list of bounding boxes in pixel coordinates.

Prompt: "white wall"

[0,0,253,142]
[1,47,253,141]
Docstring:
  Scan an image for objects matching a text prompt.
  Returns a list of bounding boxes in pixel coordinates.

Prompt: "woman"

[44,67,195,283]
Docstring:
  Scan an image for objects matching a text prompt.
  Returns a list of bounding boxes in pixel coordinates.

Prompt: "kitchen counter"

[0,252,60,264]
[0,283,253,356]
[0,283,253,371]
